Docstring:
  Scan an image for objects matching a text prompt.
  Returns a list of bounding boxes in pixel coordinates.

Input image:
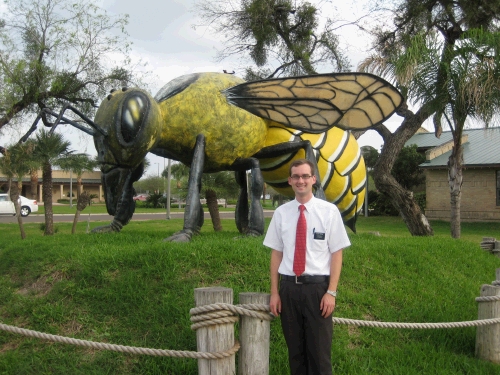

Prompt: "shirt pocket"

[309,227,329,253]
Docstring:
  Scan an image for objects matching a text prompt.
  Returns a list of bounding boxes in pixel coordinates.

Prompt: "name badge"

[314,232,325,240]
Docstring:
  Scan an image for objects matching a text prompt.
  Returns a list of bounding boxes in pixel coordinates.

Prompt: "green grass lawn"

[1,217,500,374]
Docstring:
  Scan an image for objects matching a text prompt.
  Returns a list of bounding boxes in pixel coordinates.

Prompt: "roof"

[405,127,500,169]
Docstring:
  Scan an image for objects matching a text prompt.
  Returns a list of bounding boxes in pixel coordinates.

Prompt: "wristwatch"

[326,290,337,297]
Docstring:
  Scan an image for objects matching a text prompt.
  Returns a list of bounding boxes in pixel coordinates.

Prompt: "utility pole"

[166,159,171,219]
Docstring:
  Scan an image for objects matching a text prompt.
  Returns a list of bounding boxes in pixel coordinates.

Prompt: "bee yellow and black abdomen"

[259,124,366,231]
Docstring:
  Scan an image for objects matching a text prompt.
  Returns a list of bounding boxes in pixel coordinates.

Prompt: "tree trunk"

[73,191,90,234]
[206,189,222,231]
[373,104,434,236]
[42,162,54,235]
[30,169,38,200]
[77,176,82,199]
[448,142,463,238]
[72,211,81,234]
[10,182,26,240]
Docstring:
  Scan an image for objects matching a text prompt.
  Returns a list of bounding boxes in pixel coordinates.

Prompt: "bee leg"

[234,170,249,233]
[233,158,265,236]
[253,140,326,200]
[164,134,205,242]
[92,162,144,233]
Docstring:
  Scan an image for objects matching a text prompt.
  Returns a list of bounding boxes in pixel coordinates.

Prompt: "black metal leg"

[164,134,205,242]
[235,170,249,233]
[233,158,264,236]
[91,163,144,233]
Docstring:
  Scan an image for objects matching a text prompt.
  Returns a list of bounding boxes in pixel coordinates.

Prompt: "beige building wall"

[425,168,500,221]
[0,170,103,203]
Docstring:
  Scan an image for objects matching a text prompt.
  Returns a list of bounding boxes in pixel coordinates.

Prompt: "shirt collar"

[293,196,316,211]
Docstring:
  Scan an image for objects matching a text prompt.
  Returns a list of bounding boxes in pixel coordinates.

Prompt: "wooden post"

[476,269,500,363]
[195,287,235,375]
[238,293,271,375]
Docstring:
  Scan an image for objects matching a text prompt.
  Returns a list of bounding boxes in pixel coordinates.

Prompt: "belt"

[280,274,329,284]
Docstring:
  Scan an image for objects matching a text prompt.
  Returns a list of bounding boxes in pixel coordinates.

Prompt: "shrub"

[368,191,426,216]
[145,192,165,208]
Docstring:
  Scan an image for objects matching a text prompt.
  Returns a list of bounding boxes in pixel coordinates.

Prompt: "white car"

[0,193,39,217]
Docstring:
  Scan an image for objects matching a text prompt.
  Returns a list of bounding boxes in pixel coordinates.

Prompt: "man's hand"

[320,293,336,318]
[270,292,281,316]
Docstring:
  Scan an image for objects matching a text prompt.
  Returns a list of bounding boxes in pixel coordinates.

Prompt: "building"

[0,169,103,203]
[405,127,500,222]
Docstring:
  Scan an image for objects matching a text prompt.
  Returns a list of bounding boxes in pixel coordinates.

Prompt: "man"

[264,159,350,375]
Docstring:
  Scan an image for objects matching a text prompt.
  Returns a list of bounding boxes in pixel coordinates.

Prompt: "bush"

[414,192,426,211]
[368,191,399,216]
[368,191,426,216]
[144,192,165,208]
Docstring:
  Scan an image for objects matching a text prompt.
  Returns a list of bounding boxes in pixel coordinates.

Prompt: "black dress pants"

[279,279,333,375]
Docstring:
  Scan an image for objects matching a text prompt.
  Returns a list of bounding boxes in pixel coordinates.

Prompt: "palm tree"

[33,129,71,235]
[170,162,190,189]
[72,190,91,234]
[58,153,98,204]
[362,29,500,238]
[0,142,38,239]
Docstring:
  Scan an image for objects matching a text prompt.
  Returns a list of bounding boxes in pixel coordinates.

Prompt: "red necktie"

[293,204,307,276]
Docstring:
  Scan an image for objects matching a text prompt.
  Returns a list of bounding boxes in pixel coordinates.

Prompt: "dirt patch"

[16,271,66,297]
[0,339,22,353]
[60,319,84,336]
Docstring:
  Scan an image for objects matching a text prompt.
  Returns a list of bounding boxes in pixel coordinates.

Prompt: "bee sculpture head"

[91,87,163,221]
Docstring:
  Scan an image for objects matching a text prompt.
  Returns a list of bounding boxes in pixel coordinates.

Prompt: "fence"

[2,270,500,373]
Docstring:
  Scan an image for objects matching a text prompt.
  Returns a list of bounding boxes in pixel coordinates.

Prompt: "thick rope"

[0,303,270,358]
[0,323,239,359]
[332,317,500,329]
[3,297,500,357]
[189,303,273,330]
[190,303,273,321]
[476,295,500,302]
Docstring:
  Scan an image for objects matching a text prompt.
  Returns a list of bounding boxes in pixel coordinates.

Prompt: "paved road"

[0,210,275,224]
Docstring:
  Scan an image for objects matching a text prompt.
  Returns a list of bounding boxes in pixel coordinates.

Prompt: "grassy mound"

[1,217,499,374]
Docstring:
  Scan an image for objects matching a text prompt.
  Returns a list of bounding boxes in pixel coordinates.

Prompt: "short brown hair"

[289,159,315,177]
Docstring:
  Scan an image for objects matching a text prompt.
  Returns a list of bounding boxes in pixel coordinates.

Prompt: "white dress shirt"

[264,196,350,276]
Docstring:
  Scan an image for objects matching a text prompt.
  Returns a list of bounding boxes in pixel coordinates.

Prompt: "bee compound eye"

[120,92,149,143]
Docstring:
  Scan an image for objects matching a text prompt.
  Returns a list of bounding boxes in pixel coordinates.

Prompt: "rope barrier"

[0,302,270,358]
[2,296,500,357]
[475,295,500,302]
[0,323,239,359]
[332,317,500,329]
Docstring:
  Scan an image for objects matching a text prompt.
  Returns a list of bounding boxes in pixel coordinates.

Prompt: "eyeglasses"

[290,174,313,181]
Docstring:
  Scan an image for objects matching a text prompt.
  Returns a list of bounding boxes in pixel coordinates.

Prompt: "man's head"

[288,159,316,201]
[288,159,315,177]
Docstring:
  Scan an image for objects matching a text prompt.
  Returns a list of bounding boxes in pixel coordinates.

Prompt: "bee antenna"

[19,105,107,143]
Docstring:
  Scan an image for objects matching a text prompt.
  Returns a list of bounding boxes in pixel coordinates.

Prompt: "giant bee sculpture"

[24,72,403,242]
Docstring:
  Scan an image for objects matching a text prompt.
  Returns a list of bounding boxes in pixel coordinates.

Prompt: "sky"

[1,0,418,177]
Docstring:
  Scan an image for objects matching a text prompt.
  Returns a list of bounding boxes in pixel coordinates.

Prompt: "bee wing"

[224,73,403,134]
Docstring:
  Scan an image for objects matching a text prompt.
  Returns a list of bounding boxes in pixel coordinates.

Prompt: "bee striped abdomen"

[260,124,366,231]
